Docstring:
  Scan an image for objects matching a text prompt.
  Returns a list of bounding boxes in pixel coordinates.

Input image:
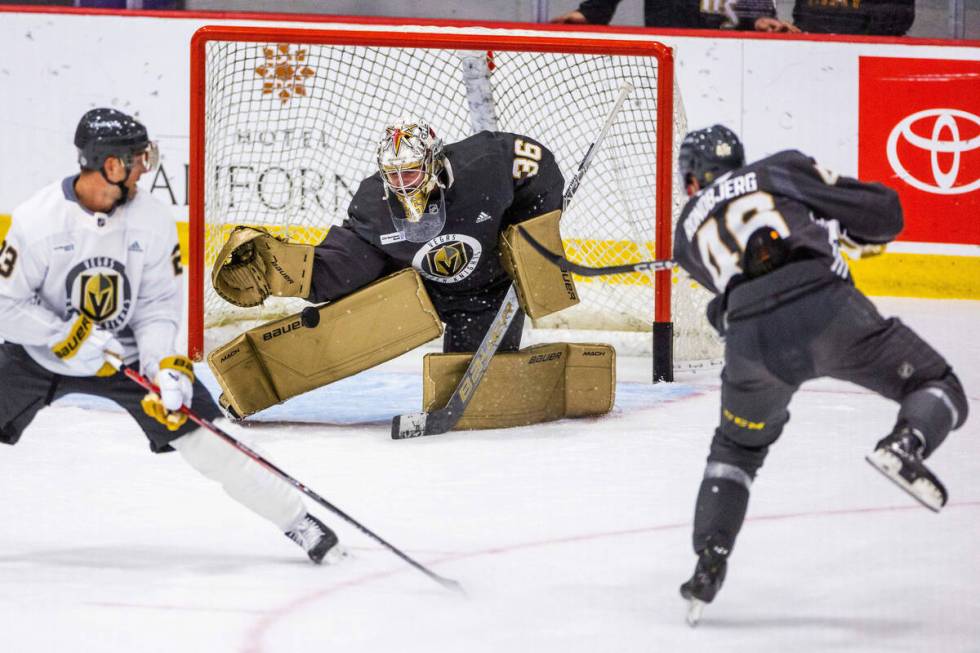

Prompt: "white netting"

[198,35,721,362]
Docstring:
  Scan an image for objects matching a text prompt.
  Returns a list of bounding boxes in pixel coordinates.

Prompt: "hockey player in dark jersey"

[308,118,564,353]
[672,125,968,624]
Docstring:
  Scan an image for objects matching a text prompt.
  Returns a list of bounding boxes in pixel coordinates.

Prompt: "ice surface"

[1,297,978,653]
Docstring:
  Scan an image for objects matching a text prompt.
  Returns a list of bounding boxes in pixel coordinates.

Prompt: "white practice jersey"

[0,176,182,377]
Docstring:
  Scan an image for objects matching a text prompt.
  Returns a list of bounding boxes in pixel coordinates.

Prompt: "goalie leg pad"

[212,226,315,307]
[500,210,579,319]
[422,342,615,429]
[209,269,443,418]
[171,422,306,531]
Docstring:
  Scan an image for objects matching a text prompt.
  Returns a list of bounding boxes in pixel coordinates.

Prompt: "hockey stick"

[517,226,675,276]
[113,359,463,594]
[391,284,520,439]
[390,82,635,440]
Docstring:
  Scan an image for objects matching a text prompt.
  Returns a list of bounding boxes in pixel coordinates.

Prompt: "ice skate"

[679,542,728,627]
[866,426,947,512]
[286,513,346,565]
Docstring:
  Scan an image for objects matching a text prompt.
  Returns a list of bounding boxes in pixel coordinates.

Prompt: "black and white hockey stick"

[517,226,675,276]
[391,284,520,439]
[390,82,635,440]
[115,360,463,594]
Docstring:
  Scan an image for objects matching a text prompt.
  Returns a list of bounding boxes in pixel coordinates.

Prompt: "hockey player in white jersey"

[0,108,341,564]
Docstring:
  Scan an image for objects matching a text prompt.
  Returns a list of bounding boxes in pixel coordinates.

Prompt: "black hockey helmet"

[678,124,745,188]
[74,108,154,171]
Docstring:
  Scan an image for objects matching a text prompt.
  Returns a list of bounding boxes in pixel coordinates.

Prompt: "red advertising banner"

[859,57,980,245]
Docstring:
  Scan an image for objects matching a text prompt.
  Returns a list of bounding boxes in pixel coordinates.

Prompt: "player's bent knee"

[708,430,773,480]
[171,423,243,480]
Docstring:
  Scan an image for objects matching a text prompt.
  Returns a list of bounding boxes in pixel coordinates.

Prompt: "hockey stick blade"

[391,285,521,440]
[518,227,674,277]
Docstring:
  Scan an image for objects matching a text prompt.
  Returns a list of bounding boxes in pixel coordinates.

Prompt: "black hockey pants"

[692,262,967,553]
[0,343,222,453]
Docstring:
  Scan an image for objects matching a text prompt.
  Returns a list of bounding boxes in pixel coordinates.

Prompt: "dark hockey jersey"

[307,131,564,315]
[674,149,902,307]
[793,0,914,36]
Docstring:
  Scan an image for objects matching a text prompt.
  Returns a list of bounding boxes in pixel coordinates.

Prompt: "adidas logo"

[128,241,144,253]
[476,211,492,223]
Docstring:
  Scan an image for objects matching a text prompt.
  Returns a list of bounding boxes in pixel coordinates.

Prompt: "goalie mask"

[377,118,451,236]
[678,124,745,189]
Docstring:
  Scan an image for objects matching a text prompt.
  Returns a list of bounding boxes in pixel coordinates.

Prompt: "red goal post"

[188,24,712,381]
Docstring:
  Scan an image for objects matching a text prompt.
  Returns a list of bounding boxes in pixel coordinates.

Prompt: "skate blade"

[865,451,945,513]
[686,598,705,627]
[320,544,351,566]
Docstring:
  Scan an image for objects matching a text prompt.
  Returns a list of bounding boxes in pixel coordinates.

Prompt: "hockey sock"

[692,472,750,555]
[171,422,306,531]
[897,372,968,457]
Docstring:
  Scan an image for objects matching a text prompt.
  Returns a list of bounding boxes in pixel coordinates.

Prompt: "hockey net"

[189,25,721,376]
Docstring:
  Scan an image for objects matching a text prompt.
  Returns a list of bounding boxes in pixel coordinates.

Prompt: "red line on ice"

[241,499,980,652]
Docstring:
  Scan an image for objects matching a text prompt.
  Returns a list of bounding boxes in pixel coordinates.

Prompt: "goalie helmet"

[678,124,745,188]
[376,118,445,223]
[75,107,159,173]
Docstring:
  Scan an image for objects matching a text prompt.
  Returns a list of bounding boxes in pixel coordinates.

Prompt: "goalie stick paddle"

[111,358,464,594]
[391,284,521,440]
[517,226,675,276]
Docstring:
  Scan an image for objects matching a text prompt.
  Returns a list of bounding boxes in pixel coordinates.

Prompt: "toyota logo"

[886,108,980,195]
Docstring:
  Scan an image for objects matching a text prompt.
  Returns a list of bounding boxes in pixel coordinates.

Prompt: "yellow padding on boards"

[209,269,443,418]
[0,214,11,243]
[423,342,615,430]
[180,218,980,300]
[848,252,980,300]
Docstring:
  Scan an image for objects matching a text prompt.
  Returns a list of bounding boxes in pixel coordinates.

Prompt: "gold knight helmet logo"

[80,273,119,322]
[427,242,468,277]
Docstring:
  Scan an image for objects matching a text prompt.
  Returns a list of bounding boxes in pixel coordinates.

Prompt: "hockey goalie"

[209,118,615,427]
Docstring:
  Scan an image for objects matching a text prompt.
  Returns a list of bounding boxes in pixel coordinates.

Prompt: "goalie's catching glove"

[211,226,314,307]
[141,355,195,431]
[49,314,122,377]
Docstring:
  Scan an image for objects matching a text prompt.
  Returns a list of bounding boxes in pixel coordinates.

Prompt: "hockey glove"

[49,314,122,377]
[840,232,887,259]
[141,355,195,431]
[211,226,313,307]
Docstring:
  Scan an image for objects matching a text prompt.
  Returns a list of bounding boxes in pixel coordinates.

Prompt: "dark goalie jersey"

[674,150,902,323]
[307,131,564,315]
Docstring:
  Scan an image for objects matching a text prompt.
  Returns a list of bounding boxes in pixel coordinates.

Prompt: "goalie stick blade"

[517,227,674,277]
[391,412,427,439]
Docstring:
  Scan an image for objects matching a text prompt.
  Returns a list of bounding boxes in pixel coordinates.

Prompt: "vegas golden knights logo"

[426,243,468,277]
[80,273,119,322]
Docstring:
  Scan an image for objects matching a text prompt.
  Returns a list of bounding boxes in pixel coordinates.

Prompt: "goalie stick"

[111,356,463,594]
[390,82,635,440]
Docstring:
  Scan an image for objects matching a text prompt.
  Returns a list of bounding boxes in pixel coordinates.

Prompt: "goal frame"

[188,24,676,379]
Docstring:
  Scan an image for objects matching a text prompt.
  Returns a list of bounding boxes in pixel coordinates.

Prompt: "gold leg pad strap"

[208,269,443,418]
[423,342,615,430]
[500,210,579,319]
